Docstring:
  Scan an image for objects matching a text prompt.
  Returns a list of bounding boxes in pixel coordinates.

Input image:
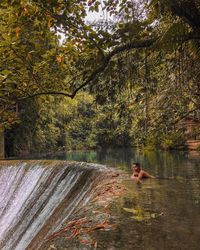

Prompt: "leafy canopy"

[1,0,200,130]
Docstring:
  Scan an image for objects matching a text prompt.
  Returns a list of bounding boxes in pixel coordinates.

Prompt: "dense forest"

[0,0,200,156]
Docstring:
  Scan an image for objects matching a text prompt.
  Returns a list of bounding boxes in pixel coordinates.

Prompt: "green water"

[56,148,200,250]
[47,148,200,179]
[20,148,200,249]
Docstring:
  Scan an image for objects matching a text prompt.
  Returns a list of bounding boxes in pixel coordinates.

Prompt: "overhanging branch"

[17,91,73,101]
[16,33,200,101]
[70,38,155,98]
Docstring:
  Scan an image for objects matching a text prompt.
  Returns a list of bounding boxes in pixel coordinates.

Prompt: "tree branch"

[172,108,200,126]
[168,0,200,29]
[17,91,73,101]
[15,33,200,101]
[109,38,154,57]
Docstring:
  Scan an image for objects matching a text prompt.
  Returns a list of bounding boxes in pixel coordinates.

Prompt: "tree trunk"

[0,131,5,159]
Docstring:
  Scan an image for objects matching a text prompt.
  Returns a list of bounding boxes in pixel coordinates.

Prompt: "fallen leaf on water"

[123,207,143,216]
[66,229,80,240]
[47,245,57,250]
[151,213,156,218]
[131,215,145,221]
[79,239,94,245]
[47,217,87,241]
[123,207,153,221]
[87,220,109,232]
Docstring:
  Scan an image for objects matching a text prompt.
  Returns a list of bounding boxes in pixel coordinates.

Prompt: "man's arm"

[140,170,155,179]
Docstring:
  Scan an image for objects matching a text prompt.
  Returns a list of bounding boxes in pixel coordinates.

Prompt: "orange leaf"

[15,27,21,38]
[27,53,32,60]
[23,7,28,16]
[66,229,80,240]
[56,55,62,63]
[79,239,93,245]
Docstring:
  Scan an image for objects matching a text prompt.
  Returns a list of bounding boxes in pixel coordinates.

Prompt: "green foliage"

[1,0,200,156]
[161,131,187,150]
[6,93,98,156]
[62,93,97,150]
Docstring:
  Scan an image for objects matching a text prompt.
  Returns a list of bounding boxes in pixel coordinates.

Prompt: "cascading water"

[0,160,110,250]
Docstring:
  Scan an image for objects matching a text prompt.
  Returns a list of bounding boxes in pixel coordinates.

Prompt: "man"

[131,163,154,182]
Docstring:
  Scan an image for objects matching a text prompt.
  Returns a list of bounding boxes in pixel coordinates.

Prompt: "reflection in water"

[4,149,200,250]
[66,148,200,179]
[53,148,200,250]
[100,177,200,250]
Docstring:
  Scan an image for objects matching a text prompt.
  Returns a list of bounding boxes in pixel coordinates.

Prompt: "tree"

[1,0,200,105]
[1,0,200,153]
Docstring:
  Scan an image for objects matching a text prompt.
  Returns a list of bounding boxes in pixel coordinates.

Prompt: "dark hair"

[133,163,140,168]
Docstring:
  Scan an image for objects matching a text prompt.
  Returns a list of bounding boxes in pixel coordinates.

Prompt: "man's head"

[133,163,141,173]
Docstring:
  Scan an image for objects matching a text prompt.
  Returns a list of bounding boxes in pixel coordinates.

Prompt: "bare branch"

[17,91,73,101]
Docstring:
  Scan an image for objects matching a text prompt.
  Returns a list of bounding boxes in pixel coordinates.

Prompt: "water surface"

[6,148,200,249]
[50,148,200,250]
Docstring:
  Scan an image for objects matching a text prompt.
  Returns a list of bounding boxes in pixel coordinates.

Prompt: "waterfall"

[0,160,109,250]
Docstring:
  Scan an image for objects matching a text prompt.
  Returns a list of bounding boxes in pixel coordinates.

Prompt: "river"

[2,148,200,249]
[49,148,200,250]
